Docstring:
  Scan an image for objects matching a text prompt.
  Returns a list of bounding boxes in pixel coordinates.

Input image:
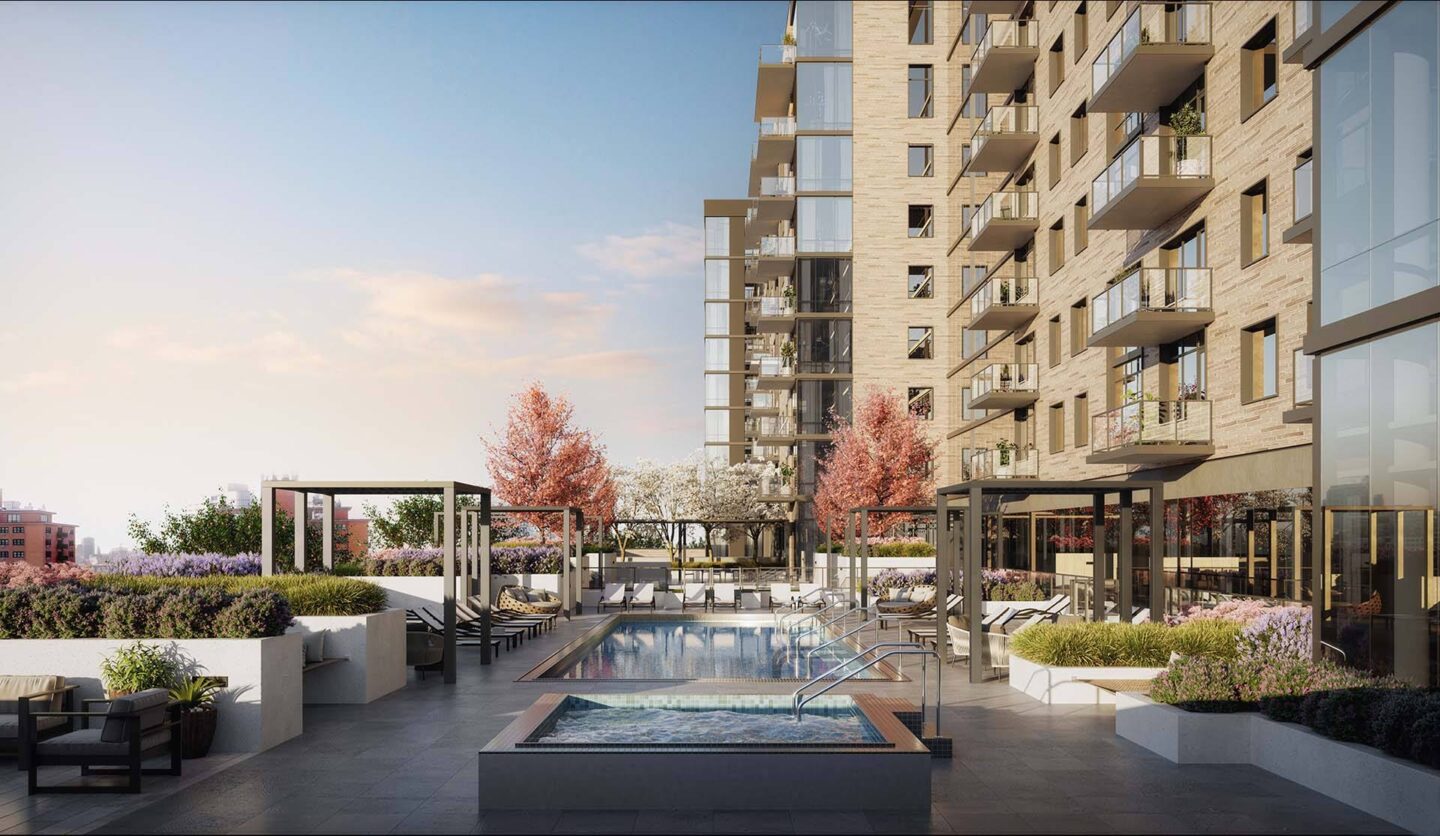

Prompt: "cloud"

[325,269,524,334]
[577,222,701,280]
[106,324,328,374]
[0,367,74,394]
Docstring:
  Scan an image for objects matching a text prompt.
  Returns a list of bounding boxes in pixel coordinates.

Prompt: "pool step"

[888,705,953,759]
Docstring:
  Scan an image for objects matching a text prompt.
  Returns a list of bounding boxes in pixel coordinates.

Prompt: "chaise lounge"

[498,586,563,616]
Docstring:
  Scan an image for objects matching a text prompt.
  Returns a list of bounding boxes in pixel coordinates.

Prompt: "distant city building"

[78,537,97,562]
[0,489,78,566]
[267,479,370,558]
[220,483,257,509]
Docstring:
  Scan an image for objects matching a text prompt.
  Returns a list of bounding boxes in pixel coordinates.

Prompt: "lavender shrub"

[107,553,262,577]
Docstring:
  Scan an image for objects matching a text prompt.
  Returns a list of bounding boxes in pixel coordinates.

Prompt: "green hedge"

[1009,620,1241,667]
[870,542,936,557]
[0,585,293,639]
[84,575,387,617]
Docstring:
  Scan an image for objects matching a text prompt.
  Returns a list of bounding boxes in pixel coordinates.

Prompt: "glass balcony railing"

[755,355,794,378]
[974,19,1036,68]
[971,363,1039,401]
[1092,135,1212,215]
[1091,399,1213,454]
[759,116,797,138]
[759,44,797,65]
[971,275,1038,318]
[1294,158,1313,222]
[971,105,1038,158]
[1092,2,1211,94]
[760,176,795,198]
[968,190,1039,241]
[1294,348,1313,406]
[1294,0,1314,39]
[759,235,796,257]
[748,296,795,318]
[747,416,795,437]
[1090,268,1212,334]
[971,447,1039,479]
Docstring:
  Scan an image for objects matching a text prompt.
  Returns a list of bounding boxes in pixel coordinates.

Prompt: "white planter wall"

[1116,693,1440,836]
[2,634,302,753]
[289,610,406,705]
[1009,655,1165,705]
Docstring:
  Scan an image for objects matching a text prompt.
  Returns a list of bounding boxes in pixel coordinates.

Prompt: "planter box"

[1,634,302,753]
[289,610,406,705]
[1116,693,1440,836]
[1009,655,1165,705]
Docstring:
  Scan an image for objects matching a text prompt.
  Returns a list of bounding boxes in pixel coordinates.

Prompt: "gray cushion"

[37,728,172,757]
[0,714,67,740]
[100,688,170,744]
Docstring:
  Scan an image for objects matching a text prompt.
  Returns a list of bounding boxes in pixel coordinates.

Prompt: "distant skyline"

[0,1,787,548]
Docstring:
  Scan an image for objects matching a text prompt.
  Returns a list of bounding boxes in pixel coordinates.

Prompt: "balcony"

[746,415,796,440]
[968,105,1039,174]
[1089,134,1213,230]
[969,363,1040,411]
[755,44,797,121]
[746,295,795,333]
[1283,348,1314,425]
[1089,2,1212,113]
[1088,399,1214,465]
[966,1,1029,15]
[970,274,1039,331]
[750,120,796,194]
[967,189,1038,251]
[1283,158,1313,244]
[752,354,795,390]
[760,176,795,198]
[746,235,796,279]
[971,447,1039,479]
[1088,267,1213,347]
[971,20,1039,94]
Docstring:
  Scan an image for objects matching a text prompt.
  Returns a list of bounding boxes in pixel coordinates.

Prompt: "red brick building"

[273,489,370,559]
[0,494,77,566]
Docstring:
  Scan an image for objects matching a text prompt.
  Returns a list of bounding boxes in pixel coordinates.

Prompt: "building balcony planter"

[1009,655,1165,705]
[1115,693,1440,836]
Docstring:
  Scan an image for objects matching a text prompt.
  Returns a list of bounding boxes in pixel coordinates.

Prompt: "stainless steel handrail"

[804,608,880,677]
[789,604,859,647]
[773,590,829,626]
[780,599,841,632]
[792,644,942,736]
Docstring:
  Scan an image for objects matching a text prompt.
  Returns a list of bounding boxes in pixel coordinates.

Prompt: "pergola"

[840,506,938,609]
[259,480,490,684]
[436,505,585,620]
[935,479,1165,683]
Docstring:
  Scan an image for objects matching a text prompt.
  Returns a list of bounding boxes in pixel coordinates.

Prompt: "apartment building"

[706,0,1320,595]
[0,491,77,566]
[1290,0,1440,687]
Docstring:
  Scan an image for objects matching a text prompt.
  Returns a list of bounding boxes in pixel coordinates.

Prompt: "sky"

[0,0,787,549]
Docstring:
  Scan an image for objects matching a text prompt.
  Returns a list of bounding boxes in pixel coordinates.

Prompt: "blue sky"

[0,1,786,548]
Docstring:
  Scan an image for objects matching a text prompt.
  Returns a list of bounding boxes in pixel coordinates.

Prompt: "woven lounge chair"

[498,586,562,615]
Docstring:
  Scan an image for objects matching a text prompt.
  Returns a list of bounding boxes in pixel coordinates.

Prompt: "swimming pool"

[519,614,897,681]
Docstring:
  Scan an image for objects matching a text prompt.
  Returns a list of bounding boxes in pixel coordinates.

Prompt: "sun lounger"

[629,583,656,611]
[599,583,628,611]
[412,608,512,651]
[711,582,738,611]
[682,582,708,611]
[769,583,793,610]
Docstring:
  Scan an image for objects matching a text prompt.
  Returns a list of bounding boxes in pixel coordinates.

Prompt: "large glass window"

[705,374,729,407]
[796,135,853,191]
[704,260,729,300]
[705,338,729,371]
[908,65,934,118]
[797,63,853,130]
[704,302,730,336]
[797,196,853,252]
[796,319,852,372]
[798,379,852,433]
[705,410,729,443]
[795,0,852,58]
[797,258,853,312]
[704,217,730,257]
[1319,1,1440,324]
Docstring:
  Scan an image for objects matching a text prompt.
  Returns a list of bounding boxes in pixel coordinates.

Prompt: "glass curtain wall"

[796,63,853,131]
[794,0,852,58]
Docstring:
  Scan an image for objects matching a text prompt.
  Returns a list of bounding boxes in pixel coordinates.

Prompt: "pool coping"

[514,612,906,683]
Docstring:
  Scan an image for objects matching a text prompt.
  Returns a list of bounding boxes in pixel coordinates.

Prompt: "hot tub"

[478,693,931,810]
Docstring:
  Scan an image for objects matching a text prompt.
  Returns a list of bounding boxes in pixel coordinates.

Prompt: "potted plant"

[782,283,797,313]
[169,676,222,759]
[998,281,1011,304]
[780,340,796,367]
[99,641,179,699]
[999,363,1013,389]
[1169,102,1204,174]
[996,439,1016,468]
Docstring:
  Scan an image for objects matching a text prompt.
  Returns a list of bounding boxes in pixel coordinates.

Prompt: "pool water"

[523,695,888,747]
[541,618,889,680]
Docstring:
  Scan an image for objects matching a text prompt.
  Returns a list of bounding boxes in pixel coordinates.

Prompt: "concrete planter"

[360,576,452,612]
[1009,655,1165,705]
[289,610,406,705]
[1,634,302,753]
[1115,693,1440,835]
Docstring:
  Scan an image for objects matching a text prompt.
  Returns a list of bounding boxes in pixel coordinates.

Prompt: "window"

[962,264,988,298]
[1166,332,1207,400]
[908,387,934,419]
[1074,393,1089,445]
[908,265,934,298]
[908,144,934,177]
[909,205,934,238]
[1073,2,1088,58]
[960,203,976,233]
[704,302,729,335]
[795,0,853,58]
[908,327,934,359]
[1048,316,1062,367]
[1242,180,1269,265]
[798,196,853,252]
[11,538,23,546]
[961,12,988,45]
[1049,403,1065,453]
[796,135,853,191]
[1241,19,1279,120]
[1112,352,1144,406]
[959,66,988,118]
[1242,318,1278,402]
[796,63,854,130]
[704,217,730,256]
[1294,149,1313,223]
[1069,299,1087,355]
[1047,134,1061,189]
[1048,219,1065,274]
[705,260,729,300]
[705,338,729,371]
[908,65,933,118]
[705,410,728,443]
[1048,37,1065,94]
[705,375,729,407]
[908,0,932,45]
[1073,199,1089,254]
[1069,103,1088,164]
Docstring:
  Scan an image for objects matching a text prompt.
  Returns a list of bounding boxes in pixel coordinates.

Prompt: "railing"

[971,274,1038,319]
[1090,267,1211,334]
[749,296,795,318]
[759,235,796,257]
[971,447,1039,479]
[793,644,941,736]
[971,362,1039,400]
[1293,0,1313,39]
[761,176,795,198]
[1092,1,1211,93]
[804,608,881,677]
[971,105,1038,159]
[1092,134,1212,215]
[968,190,1038,241]
[1294,348,1313,406]
[760,43,797,65]
[974,19,1036,68]
[755,355,793,378]
[1294,158,1313,222]
[760,116,797,138]
[1091,399,1213,454]
[748,416,795,437]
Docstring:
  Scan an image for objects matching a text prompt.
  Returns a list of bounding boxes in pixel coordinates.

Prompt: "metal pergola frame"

[436,505,586,622]
[840,506,939,610]
[936,479,1165,683]
[259,480,490,684]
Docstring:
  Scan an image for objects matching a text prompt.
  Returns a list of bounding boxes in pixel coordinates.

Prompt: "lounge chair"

[406,631,444,678]
[768,583,793,611]
[599,583,628,611]
[476,594,557,628]
[876,586,937,628]
[945,610,1055,670]
[711,582,738,611]
[796,583,823,608]
[682,583,708,611]
[497,586,563,615]
[1,676,78,771]
[409,608,504,653]
[629,583,657,611]
[455,603,528,645]
[25,688,180,794]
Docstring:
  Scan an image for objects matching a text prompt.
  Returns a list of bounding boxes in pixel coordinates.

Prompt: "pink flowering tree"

[813,389,937,542]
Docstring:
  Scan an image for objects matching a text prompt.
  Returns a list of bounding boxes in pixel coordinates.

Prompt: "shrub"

[1167,598,1276,625]
[1370,690,1440,759]
[870,540,936,557]
[101,590,161,638]
[154,587,232,638]
[1304,687,1386,744]
[84,575,386,617]
[25,586,102,638]
[1169,620,1242,660]
[100,641,181,694]
[1409,702,1440,769]
[0,561,96,589]
[213,589,293,638]
[988,581,1048,602]
[1010,621,1237,668]
[1237,606,1311,662]
[491,545,562,574]
[105,553,262,577]
[1150,656,1253,712]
